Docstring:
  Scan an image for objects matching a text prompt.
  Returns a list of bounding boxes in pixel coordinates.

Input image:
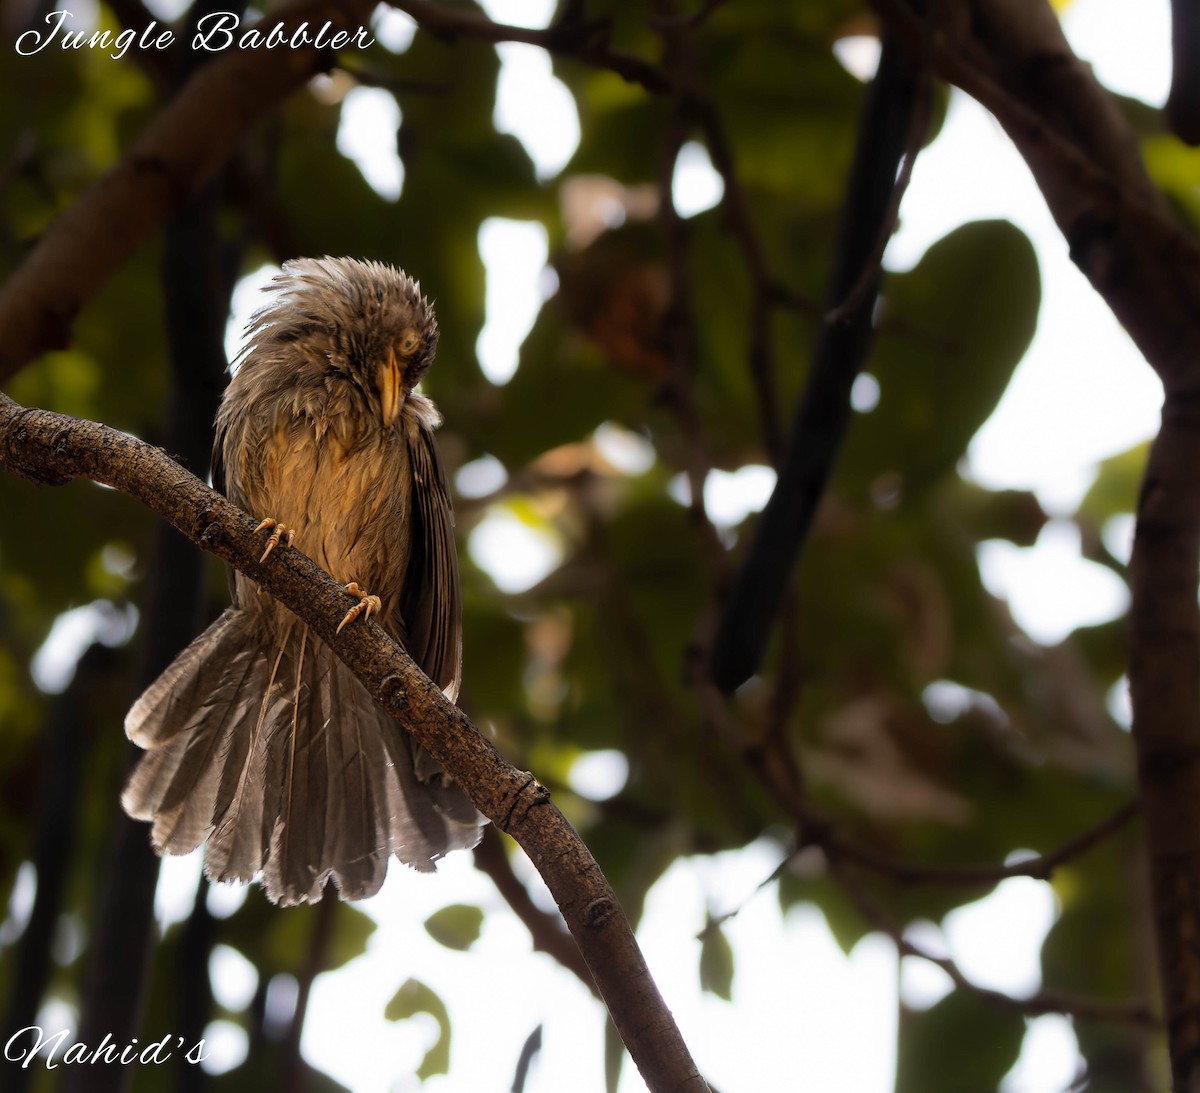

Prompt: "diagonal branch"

[707,29,929,693]
[0,392,710,1093]
[818,797,1142,888]
[0,0,376,383]
[0,0,672,389]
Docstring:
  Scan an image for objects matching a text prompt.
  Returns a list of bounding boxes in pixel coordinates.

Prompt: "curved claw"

[337,582,383,634]
[254,518,294,563]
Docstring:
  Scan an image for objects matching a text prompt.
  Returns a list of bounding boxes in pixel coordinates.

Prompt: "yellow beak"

[378,347,402,426]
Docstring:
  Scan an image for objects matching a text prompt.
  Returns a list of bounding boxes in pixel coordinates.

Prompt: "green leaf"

[1144,134,1200,228]
[385,978,451,1080]
[424,903,484,951]
[936,481,1047,548]
[699,923,735,1001]
[221,897,376,978]
[895,991,1025,1093]
[840,219,1041,497]
[1076,442,1148,527]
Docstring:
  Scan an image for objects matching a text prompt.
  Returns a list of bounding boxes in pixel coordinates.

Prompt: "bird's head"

[240,256,440,427]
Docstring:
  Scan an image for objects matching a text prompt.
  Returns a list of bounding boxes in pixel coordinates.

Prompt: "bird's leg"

[337,582,383,634]
[254,518,294,562]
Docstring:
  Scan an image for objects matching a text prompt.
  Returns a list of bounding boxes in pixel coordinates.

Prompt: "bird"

[122,256,483,906]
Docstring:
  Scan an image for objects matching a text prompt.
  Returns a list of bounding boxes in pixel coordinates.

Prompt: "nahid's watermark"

[14,9,375,62]
[4,1026,209,1070]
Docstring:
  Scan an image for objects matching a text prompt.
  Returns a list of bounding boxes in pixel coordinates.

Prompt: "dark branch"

[707,30,928,692]
[817,798,1142,888]
[279,888,338,1093]
[694,671,1142,891]
[3,645,110,1093]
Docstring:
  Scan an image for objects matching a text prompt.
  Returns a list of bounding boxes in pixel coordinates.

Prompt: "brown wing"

[400,417,462,702]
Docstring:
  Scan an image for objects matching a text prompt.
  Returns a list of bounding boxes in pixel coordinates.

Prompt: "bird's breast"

[252,416,413,625]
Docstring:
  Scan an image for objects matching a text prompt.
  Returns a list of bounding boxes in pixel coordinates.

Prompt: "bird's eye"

[398,329,421,356]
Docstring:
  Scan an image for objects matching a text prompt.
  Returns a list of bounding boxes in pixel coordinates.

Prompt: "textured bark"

[0,393,709,1093]
[1131,408,1200,1087]
[874,0,1200,1085]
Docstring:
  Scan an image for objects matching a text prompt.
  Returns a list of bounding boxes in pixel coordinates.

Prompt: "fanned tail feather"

[123,610,483,905]
[123,609,267,858]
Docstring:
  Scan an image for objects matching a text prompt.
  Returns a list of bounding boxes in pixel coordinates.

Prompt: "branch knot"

[583,896,616,928]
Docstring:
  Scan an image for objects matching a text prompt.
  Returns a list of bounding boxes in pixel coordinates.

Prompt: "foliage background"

[0,0,1177,1089]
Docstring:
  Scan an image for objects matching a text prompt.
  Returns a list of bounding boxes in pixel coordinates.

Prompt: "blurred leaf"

[699,922,735,1000]
[840,219,1041,497]
[895,991,1025,1093]
[1077,442,1148,527]
[424,903,484,951]
[222,896,375,978]
[385,977,451,1079]
[937,481,1047,547]
[1144,134,1200,228]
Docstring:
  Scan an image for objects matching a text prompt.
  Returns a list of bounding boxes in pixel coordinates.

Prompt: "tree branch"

[1129,404,1200,1083]
[0,393,710,1093]
[3,645,109,1093]
[1167,0,1200,145]
[707,29,928,692]
[817,798,1142,888]
[280,887,338,1093]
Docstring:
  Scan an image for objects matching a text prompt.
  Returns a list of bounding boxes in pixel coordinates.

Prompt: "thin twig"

[658,102,729,575]
[693,672,1140,888]
[691,99,784,458]
[832,858,1157,1026]
[389,0,671,94]
[818,799,1142,887]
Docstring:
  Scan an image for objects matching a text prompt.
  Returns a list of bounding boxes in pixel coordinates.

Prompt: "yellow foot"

[254,518,294,562]
[337,582,382,634]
